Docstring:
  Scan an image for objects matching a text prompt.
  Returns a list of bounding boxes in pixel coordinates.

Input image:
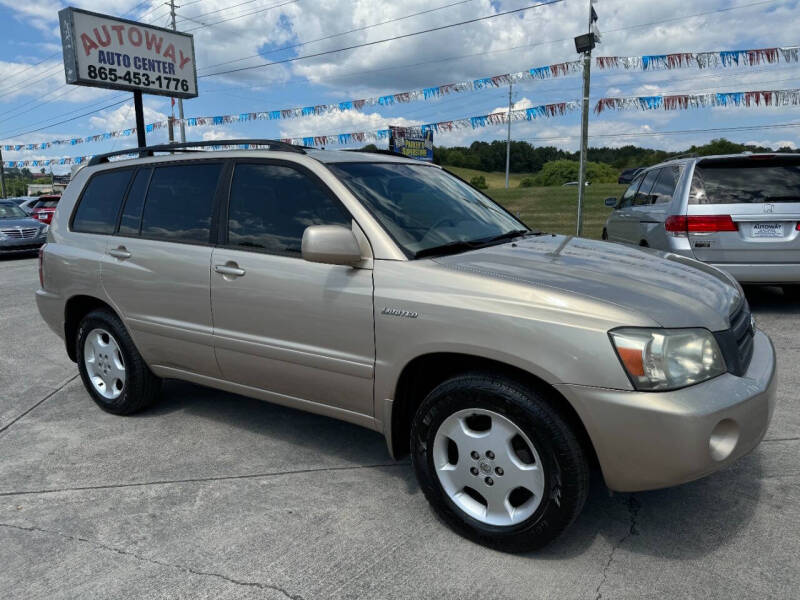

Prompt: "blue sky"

[0,0,799,172]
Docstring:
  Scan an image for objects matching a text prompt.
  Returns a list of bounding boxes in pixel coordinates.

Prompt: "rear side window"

[227,163,351,255]
[634,169,660,206]
[140,163,222,243]
[690,159,800,204]
[618,175,642,208]
[72,170,133,234]
[118,168,152,235]
[650,165,681,204]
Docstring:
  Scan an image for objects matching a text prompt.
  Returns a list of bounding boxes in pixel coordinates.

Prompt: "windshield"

[0,204,27,219]
[328,162,527,257]
[690,158,800,204]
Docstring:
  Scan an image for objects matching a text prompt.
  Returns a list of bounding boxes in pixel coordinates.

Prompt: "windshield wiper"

[414,239,487,259]
[414,229,532,259]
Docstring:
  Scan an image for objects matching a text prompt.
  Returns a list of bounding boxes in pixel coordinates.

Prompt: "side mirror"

[302,225,362,266]
[604,197,618,207]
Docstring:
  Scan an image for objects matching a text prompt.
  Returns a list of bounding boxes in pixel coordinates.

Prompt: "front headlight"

[609,328,726,391]
[40,225,49,236]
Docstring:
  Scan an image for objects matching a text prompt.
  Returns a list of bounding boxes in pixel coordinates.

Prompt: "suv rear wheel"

[410,373,589,552]
[76,309,161,414]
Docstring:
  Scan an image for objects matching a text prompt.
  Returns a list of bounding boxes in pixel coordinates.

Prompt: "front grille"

[714,300,755,377]
[1,227,39,239]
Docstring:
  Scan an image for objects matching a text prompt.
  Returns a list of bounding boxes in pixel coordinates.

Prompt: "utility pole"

[169,0,186,143]
[575,0,599,237]
[505,82,513,189]
[0,147,6,199]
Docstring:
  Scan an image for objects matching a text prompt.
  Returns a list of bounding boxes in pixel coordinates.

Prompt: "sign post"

[59,7,198,151]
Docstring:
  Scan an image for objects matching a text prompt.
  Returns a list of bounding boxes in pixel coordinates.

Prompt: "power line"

[200,0,565,78]
[184,0,301,32]
[1,99,129,141]
[197,0,476,72]
[177,0,284,24]
[0,93,131,139]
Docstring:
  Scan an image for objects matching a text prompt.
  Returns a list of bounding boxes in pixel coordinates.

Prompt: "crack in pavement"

[593,494,640,600]
[0,462,412,498]
[0,374,79,437]
[762,436,800,443]
[0,521,305,599]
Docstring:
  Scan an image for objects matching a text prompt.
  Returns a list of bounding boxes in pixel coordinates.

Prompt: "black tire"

[783,285,800,301]
[76,309,161,415]
[411,373,589,553]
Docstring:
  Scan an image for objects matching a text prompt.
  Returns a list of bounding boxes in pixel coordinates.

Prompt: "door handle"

[108,246,131,259]
[214,263,246,277]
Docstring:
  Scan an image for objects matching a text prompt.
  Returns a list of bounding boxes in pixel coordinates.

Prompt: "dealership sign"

[58,7,198,99]
[389,126,434,162]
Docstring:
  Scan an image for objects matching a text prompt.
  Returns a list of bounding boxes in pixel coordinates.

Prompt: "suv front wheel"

[411,373,589,552]
[76,309,161,414]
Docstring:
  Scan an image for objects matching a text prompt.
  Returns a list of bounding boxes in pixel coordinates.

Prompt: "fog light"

[709,419,739,462]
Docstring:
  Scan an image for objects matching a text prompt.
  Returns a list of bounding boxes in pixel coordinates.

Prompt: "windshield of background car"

[0,204,27,218]
[690,158,800,204]
[328,162,526,257]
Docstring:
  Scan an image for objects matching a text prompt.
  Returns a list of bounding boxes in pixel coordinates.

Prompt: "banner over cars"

[5,43,800,152]
[596,46,800,71]
[59,7,198,99]
[595,88,800,113]
[2,101,580,167]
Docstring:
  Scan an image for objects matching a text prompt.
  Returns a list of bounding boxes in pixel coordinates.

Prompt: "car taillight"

[665,215,738,235]
[796,222,800,231]
[38,244,46,288]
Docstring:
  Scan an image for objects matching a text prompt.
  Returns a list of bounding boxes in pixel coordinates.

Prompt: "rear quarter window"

[690,159,800,204]
[72,170,133,234]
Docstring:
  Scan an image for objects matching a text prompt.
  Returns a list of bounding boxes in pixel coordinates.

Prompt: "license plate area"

[748,222,785,238]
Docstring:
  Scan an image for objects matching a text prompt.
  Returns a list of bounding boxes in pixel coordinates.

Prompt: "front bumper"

[555,329,777,492]
[0,238,45,254]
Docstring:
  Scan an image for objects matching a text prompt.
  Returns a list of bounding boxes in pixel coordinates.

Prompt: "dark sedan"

[0,200,49,255]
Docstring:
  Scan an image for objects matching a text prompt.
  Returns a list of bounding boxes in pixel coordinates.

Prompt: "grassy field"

[442,165,625,240]
[444,166,529,188]
[487,184,626,240]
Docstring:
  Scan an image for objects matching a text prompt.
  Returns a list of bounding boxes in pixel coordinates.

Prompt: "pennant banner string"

[2,101,580,167]
[4,44,799,153]
[6,86,800,167]
[594,88,800,114]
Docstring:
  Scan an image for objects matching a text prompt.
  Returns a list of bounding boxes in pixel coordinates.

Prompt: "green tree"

[533,160,618,186]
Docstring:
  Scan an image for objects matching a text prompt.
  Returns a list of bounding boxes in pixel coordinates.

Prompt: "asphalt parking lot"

[1,254,798,600]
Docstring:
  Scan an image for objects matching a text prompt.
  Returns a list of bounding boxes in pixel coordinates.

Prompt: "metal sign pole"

[133,91,147,152]
[505,82,512,189]
[0,147,6,198]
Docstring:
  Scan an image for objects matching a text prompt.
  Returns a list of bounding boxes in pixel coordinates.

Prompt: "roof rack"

[344,148,405,158]
[87,139,305,166]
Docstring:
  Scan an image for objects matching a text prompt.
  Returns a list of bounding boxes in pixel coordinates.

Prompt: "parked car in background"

[30,194,61,225]
[561,181,590,186]
[6,196,34,206]
[19,197,41,215]
[0,199,49,254]
[37,140,776,552]
[602,153,800,297]
[618,167,643,184]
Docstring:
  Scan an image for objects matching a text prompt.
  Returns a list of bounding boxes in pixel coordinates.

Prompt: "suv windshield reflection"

[328,162,527,257]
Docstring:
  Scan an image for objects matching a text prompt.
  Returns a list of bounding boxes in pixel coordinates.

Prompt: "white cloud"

[278,108,421,139]
[201,128,230,141]
[89,102,167,131]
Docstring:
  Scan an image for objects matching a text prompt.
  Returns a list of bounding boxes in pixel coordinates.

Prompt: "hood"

[0,217,45,229]
[433,234,741,330]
